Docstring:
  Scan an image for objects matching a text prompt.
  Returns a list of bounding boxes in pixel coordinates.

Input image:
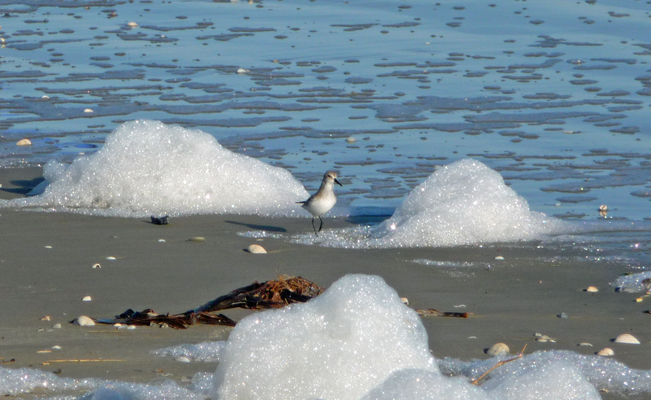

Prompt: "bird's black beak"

[335,178,343,187]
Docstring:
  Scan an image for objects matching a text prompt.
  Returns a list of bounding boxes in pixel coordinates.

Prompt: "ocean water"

[2,0,651,398]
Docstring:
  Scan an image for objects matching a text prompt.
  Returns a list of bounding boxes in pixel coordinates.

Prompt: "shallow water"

[1,0,651,221]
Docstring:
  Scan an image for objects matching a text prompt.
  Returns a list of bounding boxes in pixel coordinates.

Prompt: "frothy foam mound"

[294,159,570,248]
[211,274,437,400]
[5,120,308,217]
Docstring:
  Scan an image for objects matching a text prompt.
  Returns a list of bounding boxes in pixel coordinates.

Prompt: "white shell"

[585,286,598,292]
[190,236,206,242]
[247,244,267,254]
[400,297,409,305]
[127,21,138,27]
[237,68,249,74]
[73,316,95,326]
[346,137,357,144]
[92,263,101,269]
[82,295,92,302]
[487,342,509,356]
[175,356,191,363]
[614,333,640,344]
[83,108,94,113]
[578,342,593,347]
[597,347,614,356]
[16,138,32,146]
[494,255,504,260]
[52,345,62,349]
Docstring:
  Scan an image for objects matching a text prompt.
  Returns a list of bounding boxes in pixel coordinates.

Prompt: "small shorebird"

[298,170,342,236]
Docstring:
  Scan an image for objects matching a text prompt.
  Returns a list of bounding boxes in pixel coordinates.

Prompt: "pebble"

[73,316,95,326]
[92,263,101,269]
[597,347,615,356]
[534,333,556,343]
[247,244,267,254]
[52,323,62,329]
[614,333,640,344]
[16,138,32,146]
[82,295,92,302]
[486,342,509,356]
[585,286,598,293]
[189,236,206,242]
[557,312,568,319]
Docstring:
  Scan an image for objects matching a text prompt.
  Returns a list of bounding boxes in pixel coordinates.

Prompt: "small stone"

[486,342,509,356]
[585,286,598,293]
[597,347,614,356]
[92,263,101,269]
[614,333,640,344]
[52,323,62,329]
[494,255,504,260]
[534,333,556,343]
[636,297,644,303]
[73,316,95,326]
[82,295,92,302]
[557,312,568,319]
[247,244,267,254]
[16,139,32,146]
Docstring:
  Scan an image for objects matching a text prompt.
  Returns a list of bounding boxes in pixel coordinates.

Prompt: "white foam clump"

[367,159,567,247]
[7,120,308,217]
[611,270,651,293]
[152,341,225,362]
[211,274,437,400]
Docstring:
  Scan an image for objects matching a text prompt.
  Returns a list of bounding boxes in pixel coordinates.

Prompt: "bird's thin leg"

[311,217,318,236]
[318,216,324,232]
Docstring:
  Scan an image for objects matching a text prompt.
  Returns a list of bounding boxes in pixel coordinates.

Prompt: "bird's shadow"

[225,220,287,232]
[1,177,46,196]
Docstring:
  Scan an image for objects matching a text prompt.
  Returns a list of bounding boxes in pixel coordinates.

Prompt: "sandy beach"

[1,167,650,399]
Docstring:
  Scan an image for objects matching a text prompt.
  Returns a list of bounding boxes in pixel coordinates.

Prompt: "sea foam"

[293,159,571,248]
[2,274,650,399]
[3,120,308,217]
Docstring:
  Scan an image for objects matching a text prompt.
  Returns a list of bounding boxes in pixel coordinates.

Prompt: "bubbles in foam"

[4,120,308,217]
[211,274,437,400]
[611,270,651,293]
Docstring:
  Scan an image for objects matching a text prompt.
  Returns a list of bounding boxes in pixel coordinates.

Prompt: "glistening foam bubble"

[5,120,308,217]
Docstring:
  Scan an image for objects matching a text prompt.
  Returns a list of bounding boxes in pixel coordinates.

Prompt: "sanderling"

[298,170,342,236]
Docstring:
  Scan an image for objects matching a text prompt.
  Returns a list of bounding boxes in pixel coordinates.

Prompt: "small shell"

[578,342,593,347]
[16,138,32,146]
[494,255,504,260]
[82,295,92,302]
[42,95,50,99]
[44,245,53,249]
[83,108,94,113]
[636,297,644,303]
[175,356,191,363]
[189,236,205,242]
[40,315,51,321]
[52,323,62,329]
[400,297,409,305]
[585,286,598,293]
[92,263,101,269]
[236,68,249,74]
[52,345,62,350]
[127,21,138,27]
[158,239,166,243]
[346,136,357,144]
[486,343,509,356]
[106,256,116,260]
[614,333,640,344]
[598,205,608,211]
[597,347,614,356]
[73,316,95,326]
[247,244,267,254]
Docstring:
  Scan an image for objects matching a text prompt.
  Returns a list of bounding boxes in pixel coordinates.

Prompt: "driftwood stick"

[471,344,527,386]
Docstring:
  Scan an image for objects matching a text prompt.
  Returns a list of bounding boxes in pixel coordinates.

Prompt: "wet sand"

[1,168,650,398]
